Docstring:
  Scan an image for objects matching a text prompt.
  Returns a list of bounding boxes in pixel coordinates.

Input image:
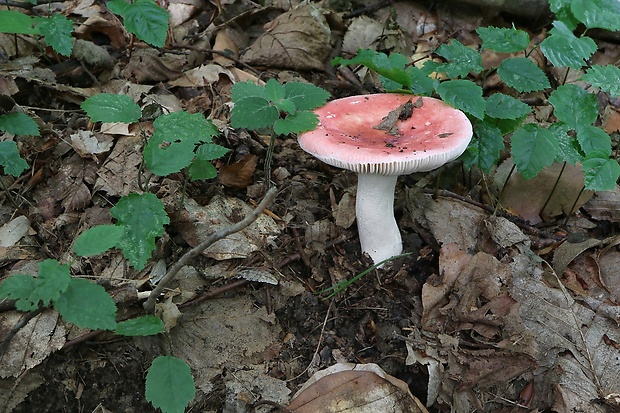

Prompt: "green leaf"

[283,82,330,111]
[461,121,504,173]
[106,0,130,14]
[435,40,484,78]
[548,84,598,130]
[577,125,612,156]
[583,152,620,191]
[511,124,559,179]
[408,65,437,96]
[550,122,583,165]
[476,26,530,53]
[115,315,164,336]
[497,57,550,92]
[436,80,485,120]
[122,0,169,47]
[582,65,620,97]
[81,94,141,123]
[74,225,125,257]
[54,278,117,330]
[111,193,170,270]
[572,0,620,31]
[195,143,229,161]
[0,10,39,34]
[36,14,74,57]
[495,116,526,134]
[0,141,29,177]
[274,110,319,135]
[155,111,218,142]
[0,274,39,311]
[540,21,596,69]
[485,93,531,119]
[333,49,412,89]
[231,81,267,101]
[146,356,195,413]
[187,143,229,180]
[231,96,279,130]
[549,0,580,29]
[264,79,285,103]
[0,112,40,136]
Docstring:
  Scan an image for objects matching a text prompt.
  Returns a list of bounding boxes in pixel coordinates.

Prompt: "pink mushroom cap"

[298,93,473,175]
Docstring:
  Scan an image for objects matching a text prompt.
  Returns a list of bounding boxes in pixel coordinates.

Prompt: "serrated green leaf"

[333,49,412,89]
[497,57,550,92]
[461,121,504,173]
[188,159,217,180]
[407,65,437,96]
[0,141,29,177]
[195,143,229,161]
[143,130,196,176]
[110,193,169,270]
[36,14,74,57]
[540,21,596,69]
[476,26,530,53]
[283,82,330,111]
[81,94,141,123]
[435,40,484,78]
[107,0,129,14]
[115,315,164,336]
[146,356,195,413]
[264,79,285,102]
[548,84,598,130]
[154,111,217,142]
[577,125,612,156]
[0,274,39,311]
[0,112,40,136]
[0,10,39,34]
[231,96,279,130]
[572,0,620,31]
[54,278,117,330]
[549,0,580,29]
[511,124,559,179]
[495,116,527,134]
[122,0,169,47]
[274,110,319,135]
[485,93,531,119]
[436,80,485,120]
[550,122,583,165]
[583,152,620,191]
[74,225,124,257]
[231,81,267,101]
[582,65,620,97]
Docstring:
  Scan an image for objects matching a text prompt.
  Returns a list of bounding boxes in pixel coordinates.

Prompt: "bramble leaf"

[436,80,485,119]
[0,141,29,177]
[548,84,598,130]
[497,57,550,92]
[231,81,267,101]
[74,224,125,257]
[572,0,620,31]
[511,124,559,179]
[0,274,39,311]
[36,14,74,57]
[187,143,229,181]
[549,0,579,29]
[582,65,620,97]
[121,0,169,47]
[476,26,530,53]
[116,316,164,336]
[274,110,319,135]
[146,356,195,413]
[54,278,117,330]
[333,49,412,89]
[231,96,279,130]
[485,93,531,119]
[81,94,141,123]
[0,10,38,34]
[540,21,596,69]
[577,125,612,156]
[436,40,484,78]
[461,121,504,173]
[0,112,40,136]
[582,152,620,191]
[283,82,330,111]
[110,193,170,270]
[550,122,583,165]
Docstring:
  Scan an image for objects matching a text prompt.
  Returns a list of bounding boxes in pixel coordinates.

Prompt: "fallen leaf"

[218,154,257,189]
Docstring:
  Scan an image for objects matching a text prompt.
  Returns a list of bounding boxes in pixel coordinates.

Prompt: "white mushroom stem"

[355,173,402,265]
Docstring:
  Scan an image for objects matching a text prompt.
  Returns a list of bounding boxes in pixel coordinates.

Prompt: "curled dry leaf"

[218,154,257,189]
[70,130,114,160]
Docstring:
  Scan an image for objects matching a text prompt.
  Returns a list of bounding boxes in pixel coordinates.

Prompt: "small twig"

[143,187,278,313]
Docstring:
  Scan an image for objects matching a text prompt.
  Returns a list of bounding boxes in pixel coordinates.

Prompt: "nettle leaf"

[81,94,141,123]
[572,0,620,31]
[146,356,195,413]
[476,26,529,53]
[0,10,38,34]
[435,40,484,78]
[550,122,583,165]
[111,193,170,270]
[582,65,620,97]
[436,80,485,120]
[485,93,531,119]
[548,84,598,130]
[116,315,164,336]
[583,152,620,191]
[333,49,412,89]
[461,121,504,173]
[577,125,612,156]
[122,0,169,47]
[231,96,279,130]
[497,57,550,92]
[0,141,29,177]
[0,112,40,136]
[36,14,74,57]
[540,21,596,69]
[511,124,559,179]
[283,82,330,111]
[274,110,319,135]
[54,278,117,330]
[74,224,125,257]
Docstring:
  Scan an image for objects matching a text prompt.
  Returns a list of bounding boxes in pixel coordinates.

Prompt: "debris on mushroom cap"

[298,93,473,175]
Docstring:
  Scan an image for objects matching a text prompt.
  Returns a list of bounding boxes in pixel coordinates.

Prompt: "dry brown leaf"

[49,153,97,211]
[218,154,257,188]
[70,130,113,160]
[212,29,239,67]
[94,135,142,196]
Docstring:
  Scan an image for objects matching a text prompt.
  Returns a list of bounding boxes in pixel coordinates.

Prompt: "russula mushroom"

[298,93,473,265]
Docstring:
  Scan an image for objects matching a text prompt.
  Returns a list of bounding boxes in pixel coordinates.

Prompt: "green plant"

[333,4,620,193]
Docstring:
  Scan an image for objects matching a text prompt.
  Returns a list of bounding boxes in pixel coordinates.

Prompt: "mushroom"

[298,93,473,265]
